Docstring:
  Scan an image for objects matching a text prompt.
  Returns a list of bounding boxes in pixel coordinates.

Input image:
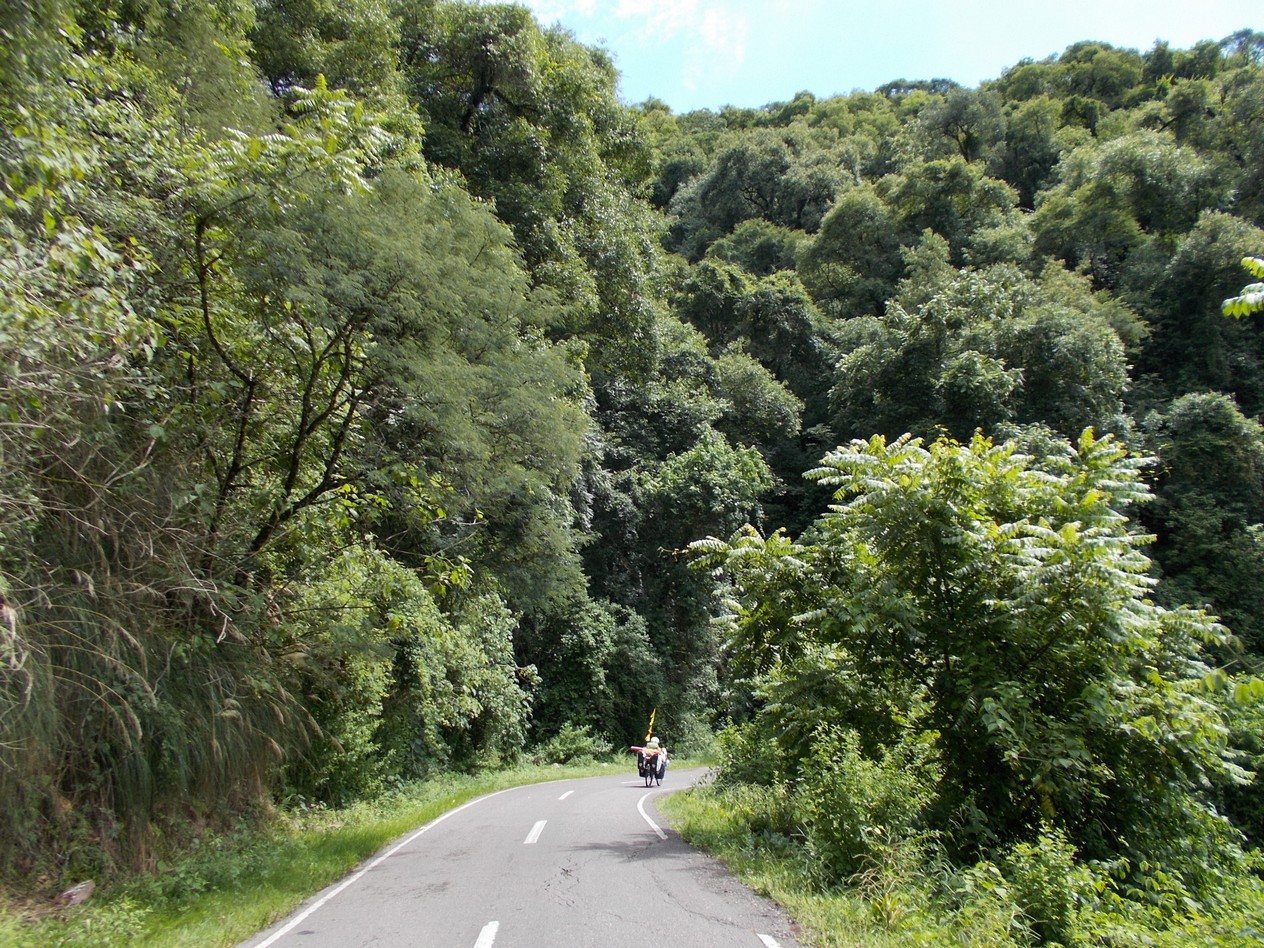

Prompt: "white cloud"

[514,0,754,104]
[676,5,752,99]
[514,0,751,59]
[611,0,700,42]
[700,7,750,65]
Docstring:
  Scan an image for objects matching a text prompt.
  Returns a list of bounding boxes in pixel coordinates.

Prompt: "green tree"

[250,0,402,99]
[797,182,904,318]
[1144,393,1264,661]
[0,7,595,874]
[1129,213,1264,413]
[1033,131,1230,289]
[675,262,833,412]
[878,156,1027,266]
[1061,41,1144,109]
[830,256,1128,442]
[515,595,663,745]
[397,1,660,380]
[1216,68,1264,222]
[694,430,1249,901]
[636,429,773,724]
[667,125,846,258]
[0,11,318,872]
[711,343,803,448]
[706,218,806,278]
[914,86,1005,163]
[989,95,1087,209]
[995,56,1059,102]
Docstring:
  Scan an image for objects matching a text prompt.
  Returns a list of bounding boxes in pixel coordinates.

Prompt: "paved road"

[239,767,804,948]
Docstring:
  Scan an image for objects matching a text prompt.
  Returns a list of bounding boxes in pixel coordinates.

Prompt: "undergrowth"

[659,780,1264,947]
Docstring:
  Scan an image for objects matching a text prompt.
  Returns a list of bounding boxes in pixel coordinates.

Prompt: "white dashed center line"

[523,819,547,844]
[558,790,574,801]
[757,934,782,948]
[474,920,499,947]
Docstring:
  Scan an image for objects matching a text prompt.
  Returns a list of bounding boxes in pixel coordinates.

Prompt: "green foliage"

[878,156,1026,266]
[669,777,1264,947]
[713,721,793,789]
[529,723,613,765]
[706,218,806,277]
[1223,255,1264,317]
[798,182,903,318]
[0,21,310,877]
[796,726,940,886]
[830,259,1128,442]
[1130,214,1264,413]
[989,95,1086,209]
[639,430,774,550]
[19,895,153,947]
[667,124,847,257]
[673,262,831,429]
[1034,131,1229,288]
[373,576,533,783]
[249,0,406,105]
[996,825,1093,945]
[1143,393,1264,658]
[1062,41,1145,108]
[281,551,532,799]
[695,429,1252,916]
[914,87,1005,164]
[398,0,660,379]
[0,0,596,885]
[518,596,659,744]
[711,343,804,447]
[1218,696,1264,846]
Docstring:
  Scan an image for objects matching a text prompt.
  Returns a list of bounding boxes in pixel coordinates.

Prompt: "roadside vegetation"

[673,431,1264,944]
[662,784,1264,947]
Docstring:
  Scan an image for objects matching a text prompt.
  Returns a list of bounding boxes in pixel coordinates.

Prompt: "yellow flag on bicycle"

[644,708,656,743]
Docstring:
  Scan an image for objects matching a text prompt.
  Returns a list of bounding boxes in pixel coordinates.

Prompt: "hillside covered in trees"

[4,0,1264,939]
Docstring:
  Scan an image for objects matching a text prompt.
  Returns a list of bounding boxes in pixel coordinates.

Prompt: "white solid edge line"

[524,819,547,844]
[558,790,574,801]
[474,920,499,948]
[250,785,524,948]
[757,934,782,948]
[636,791,667,840]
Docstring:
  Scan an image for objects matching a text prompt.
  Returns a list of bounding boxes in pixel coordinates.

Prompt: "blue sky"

[510,1,1259,113]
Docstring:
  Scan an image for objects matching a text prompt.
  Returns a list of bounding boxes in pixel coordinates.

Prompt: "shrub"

[999,825,1093,945]
[719,782,800,842]
[714,721,794,787]
[529,723,612,764]
[796,726,939,887]
[933,857,1028,945]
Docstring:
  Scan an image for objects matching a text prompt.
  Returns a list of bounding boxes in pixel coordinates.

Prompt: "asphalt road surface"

[239,766,804,948]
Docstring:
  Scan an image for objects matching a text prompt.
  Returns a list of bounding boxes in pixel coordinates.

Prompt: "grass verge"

[0,761,622,948]
[659,780,1264,948]
[658,781,928,948]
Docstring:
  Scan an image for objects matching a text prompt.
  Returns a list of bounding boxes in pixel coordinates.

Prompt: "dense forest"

[4,0,1264,938]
